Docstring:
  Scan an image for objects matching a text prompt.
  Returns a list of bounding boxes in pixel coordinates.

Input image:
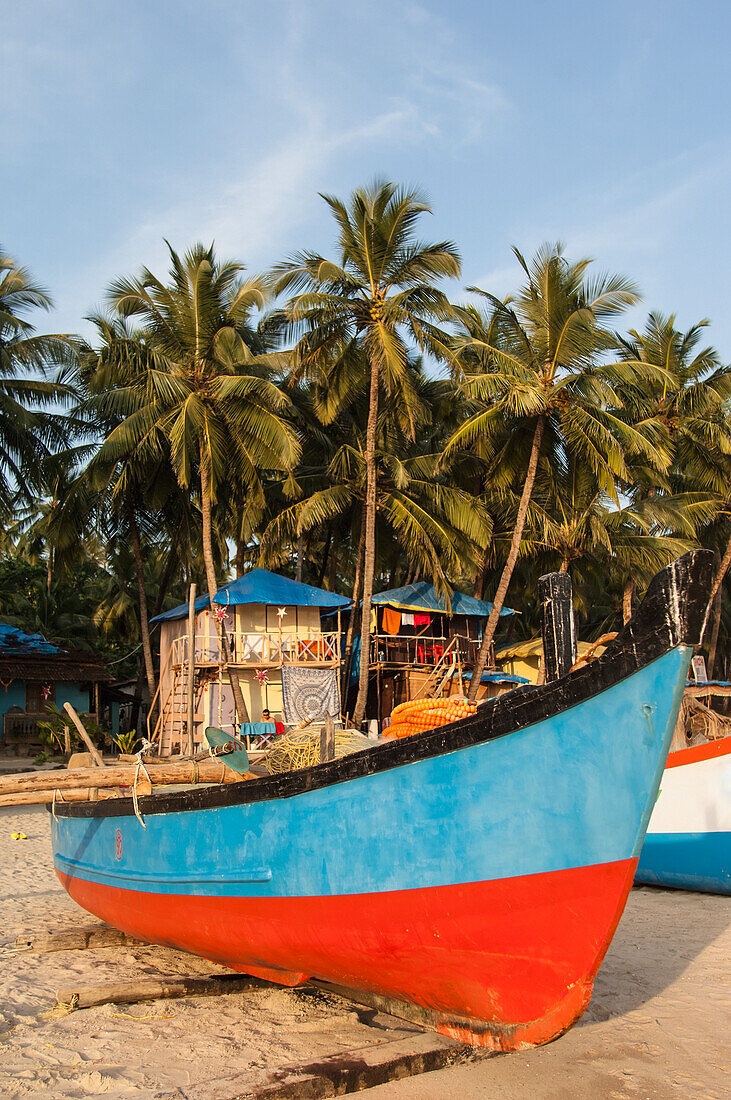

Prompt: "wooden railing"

[2,712,99,752]
[3,711,99,737]
[370,634,481,667]
[170,630,341,668]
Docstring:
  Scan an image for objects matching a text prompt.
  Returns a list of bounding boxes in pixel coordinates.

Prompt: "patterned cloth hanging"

[281,666,339,725]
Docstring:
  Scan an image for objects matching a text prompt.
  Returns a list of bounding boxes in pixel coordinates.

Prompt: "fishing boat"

[50,552,711,1050]
[636,734,730,895]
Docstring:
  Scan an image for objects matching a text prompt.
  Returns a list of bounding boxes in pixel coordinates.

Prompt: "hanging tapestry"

[281,666,339,724]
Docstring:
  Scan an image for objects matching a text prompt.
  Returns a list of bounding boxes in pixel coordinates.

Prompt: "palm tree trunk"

[707,550,722,678]
[473,557,488,598]
[342,515,365,695]
[317,527,332,588]
[199,451,249,724]
[707,532,731,611]
[622,576,636,625]
[126,495,157,711]
[468,414,545,703]
[295,531,304,583]
[559,556,570,573]
[153,538,180,618]
[328,541,338,592]
[352,360,380,728]
[235,537,246,577]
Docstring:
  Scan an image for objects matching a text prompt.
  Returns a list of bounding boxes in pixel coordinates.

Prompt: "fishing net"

[265,728,372,774]
[385,696,478,740]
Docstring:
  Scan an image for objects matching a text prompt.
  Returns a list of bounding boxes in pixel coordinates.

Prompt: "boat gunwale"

[51,551,713,822]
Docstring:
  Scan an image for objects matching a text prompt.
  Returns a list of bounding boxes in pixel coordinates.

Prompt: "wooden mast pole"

[186,584,197,755]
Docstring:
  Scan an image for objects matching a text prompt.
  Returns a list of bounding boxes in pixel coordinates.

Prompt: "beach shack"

[150,570,352,755]
[355,582,516,725]
[495,636,607,684]
[0,622,110,756]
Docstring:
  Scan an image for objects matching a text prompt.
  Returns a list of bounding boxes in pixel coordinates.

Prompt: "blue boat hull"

[49,552,713,1048]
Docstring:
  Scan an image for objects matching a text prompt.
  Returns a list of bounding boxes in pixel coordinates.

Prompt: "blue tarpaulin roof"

[370,582,514,618]
[151,569,352,623]
[0,622,63,654]
[463,670,530,684]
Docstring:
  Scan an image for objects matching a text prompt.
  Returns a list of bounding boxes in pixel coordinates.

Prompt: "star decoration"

[277,607,287,620]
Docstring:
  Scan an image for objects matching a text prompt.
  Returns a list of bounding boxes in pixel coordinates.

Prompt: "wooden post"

[320,712,335,763]
[538,572,576,684]
[186,584,197,755]
[63,704,104,767]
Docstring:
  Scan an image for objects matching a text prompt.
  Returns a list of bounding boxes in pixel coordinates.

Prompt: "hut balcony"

[369,633,482,669]
[168,629,341,670]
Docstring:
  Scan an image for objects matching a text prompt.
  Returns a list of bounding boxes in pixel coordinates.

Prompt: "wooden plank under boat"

[50,551,712,1050]
[636,735,730,895]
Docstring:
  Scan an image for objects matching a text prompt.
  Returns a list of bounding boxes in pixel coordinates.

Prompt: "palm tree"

[446,243,665,701]
[614,312,731,646]
[274,180,461,727]
[0,249,76,518]
[102,243,300,724]
[522,458,702,623]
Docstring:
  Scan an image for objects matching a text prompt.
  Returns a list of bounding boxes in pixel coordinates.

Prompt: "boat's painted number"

[114,828,123,861]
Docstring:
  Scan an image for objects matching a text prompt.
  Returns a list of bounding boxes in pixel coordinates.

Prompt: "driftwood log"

[63,703,105,767]
[16,924,143,954]
[0,788,120,807]
[0,757,245,799]
[56,973,264,1011]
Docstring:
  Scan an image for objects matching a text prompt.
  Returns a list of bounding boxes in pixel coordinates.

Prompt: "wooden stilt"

[186,583,197,755]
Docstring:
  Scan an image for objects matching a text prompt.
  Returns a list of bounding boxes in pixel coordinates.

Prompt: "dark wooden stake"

[538,572,576,683]
[320,713,335,763]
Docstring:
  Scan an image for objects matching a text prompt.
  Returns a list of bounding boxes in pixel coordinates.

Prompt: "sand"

[0,806,426,1098]
[0,805,728,1099]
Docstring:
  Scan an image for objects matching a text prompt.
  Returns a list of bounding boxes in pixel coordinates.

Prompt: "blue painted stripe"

[54,854,272,886]
[52,646,691,899]
[636,831,731,895]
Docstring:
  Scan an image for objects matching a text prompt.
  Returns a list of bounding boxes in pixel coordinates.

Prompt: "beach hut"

[354,582,515,725]
[0,623,110,756]
[150,570,351,754]
[495,636,607,683]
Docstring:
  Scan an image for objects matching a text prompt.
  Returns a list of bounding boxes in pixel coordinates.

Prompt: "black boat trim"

[53,551,712,821]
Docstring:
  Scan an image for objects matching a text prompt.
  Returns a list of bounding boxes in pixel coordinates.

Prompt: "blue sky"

[4,0,730,355]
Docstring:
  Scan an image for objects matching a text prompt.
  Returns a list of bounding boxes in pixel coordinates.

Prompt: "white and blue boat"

[636,734,730,894]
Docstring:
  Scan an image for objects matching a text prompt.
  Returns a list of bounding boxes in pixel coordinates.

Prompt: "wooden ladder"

[412,638,459,701]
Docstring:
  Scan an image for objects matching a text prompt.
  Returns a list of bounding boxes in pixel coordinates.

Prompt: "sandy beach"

[0,804,728,1099]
